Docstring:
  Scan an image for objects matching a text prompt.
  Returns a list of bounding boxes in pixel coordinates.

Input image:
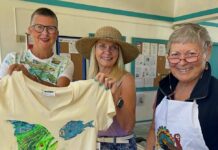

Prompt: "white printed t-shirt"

[0,71,115,150]
[0,49,74,84]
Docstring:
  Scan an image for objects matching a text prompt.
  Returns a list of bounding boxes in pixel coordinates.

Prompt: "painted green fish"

[8,120,58,150]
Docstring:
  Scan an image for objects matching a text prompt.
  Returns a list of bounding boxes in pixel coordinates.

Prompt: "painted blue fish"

[59,120,94,140]
[8,120,35,134]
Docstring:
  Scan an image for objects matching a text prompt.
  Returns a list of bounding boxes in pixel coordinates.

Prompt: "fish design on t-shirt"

[59,120,94,140]
[8,120,58,150]
[8,119,94,148]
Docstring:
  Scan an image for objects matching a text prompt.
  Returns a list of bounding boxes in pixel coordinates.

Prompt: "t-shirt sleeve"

[0,52,17,78]
[96,85,116,131]
[59,59,74,81]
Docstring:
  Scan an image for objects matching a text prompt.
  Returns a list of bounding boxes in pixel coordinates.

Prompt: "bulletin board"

[56,36,86,81]
[131,37,170,91]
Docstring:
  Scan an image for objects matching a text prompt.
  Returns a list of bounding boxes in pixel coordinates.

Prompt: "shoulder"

[4,51,18,58]
[211,76,218,87]
[2,51,22,64]
[121,72,134,82]
[120,73,135,86]
[198,80,218,148]
[120,73,135,90]
[206,76,218,100]
[198,77,218,116]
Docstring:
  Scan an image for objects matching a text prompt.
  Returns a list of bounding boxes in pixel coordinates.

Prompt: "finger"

[19,64,29,75]
[99,75,106,85]
[13,66,21,71]
[95,73,102,82]
[95,73,109,84]
[110,82,117,93]
[14,64,26,72]
[8,64,18,75]
[104,77,113,88]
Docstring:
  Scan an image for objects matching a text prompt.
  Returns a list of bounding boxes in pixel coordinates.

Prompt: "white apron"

[155,96,209,150]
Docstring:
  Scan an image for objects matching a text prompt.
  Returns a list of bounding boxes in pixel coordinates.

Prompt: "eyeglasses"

[167,51,200,64]
[96,43,119,52]
[31,24,57,34]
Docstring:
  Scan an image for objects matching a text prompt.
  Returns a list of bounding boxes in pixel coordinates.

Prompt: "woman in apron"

[146,23,218,150]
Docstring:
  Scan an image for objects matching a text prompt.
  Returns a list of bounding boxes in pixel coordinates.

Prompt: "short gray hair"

[30,7,58,26]
[167,23,212,52]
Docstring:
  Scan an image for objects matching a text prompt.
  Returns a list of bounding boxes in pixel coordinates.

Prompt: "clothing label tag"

[42,90,56,97]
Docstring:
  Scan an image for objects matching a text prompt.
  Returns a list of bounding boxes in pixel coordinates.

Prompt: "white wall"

[174,0,218,16]
[0,0,173,59]
[63,0,175,17]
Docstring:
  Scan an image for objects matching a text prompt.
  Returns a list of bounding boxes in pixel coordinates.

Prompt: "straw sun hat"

[75,26,139,64]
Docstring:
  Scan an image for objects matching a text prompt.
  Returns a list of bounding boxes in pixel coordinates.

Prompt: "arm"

[57,60,74,87]
[115,74,136,134]
[146,96,157,150]
[56,76,71,87]
[146,118,156,150]
[40,59,73,87]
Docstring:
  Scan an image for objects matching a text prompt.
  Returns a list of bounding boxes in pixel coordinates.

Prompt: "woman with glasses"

[76,26,139,150]
[0,7,74,87]
[146,23,218,150]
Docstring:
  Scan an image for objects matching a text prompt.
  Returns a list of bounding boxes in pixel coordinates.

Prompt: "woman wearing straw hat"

[76,26,139,150]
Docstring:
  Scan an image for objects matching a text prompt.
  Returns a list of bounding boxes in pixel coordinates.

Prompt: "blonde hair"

[88,45,127,81]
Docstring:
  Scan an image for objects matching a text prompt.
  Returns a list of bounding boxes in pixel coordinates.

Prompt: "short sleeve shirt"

[0,72,115,150]
[0,49,74,84]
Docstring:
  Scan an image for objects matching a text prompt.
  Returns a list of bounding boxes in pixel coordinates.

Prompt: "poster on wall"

[133,39,169,89]
[57,36,79,54]
[134,42,158,87]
